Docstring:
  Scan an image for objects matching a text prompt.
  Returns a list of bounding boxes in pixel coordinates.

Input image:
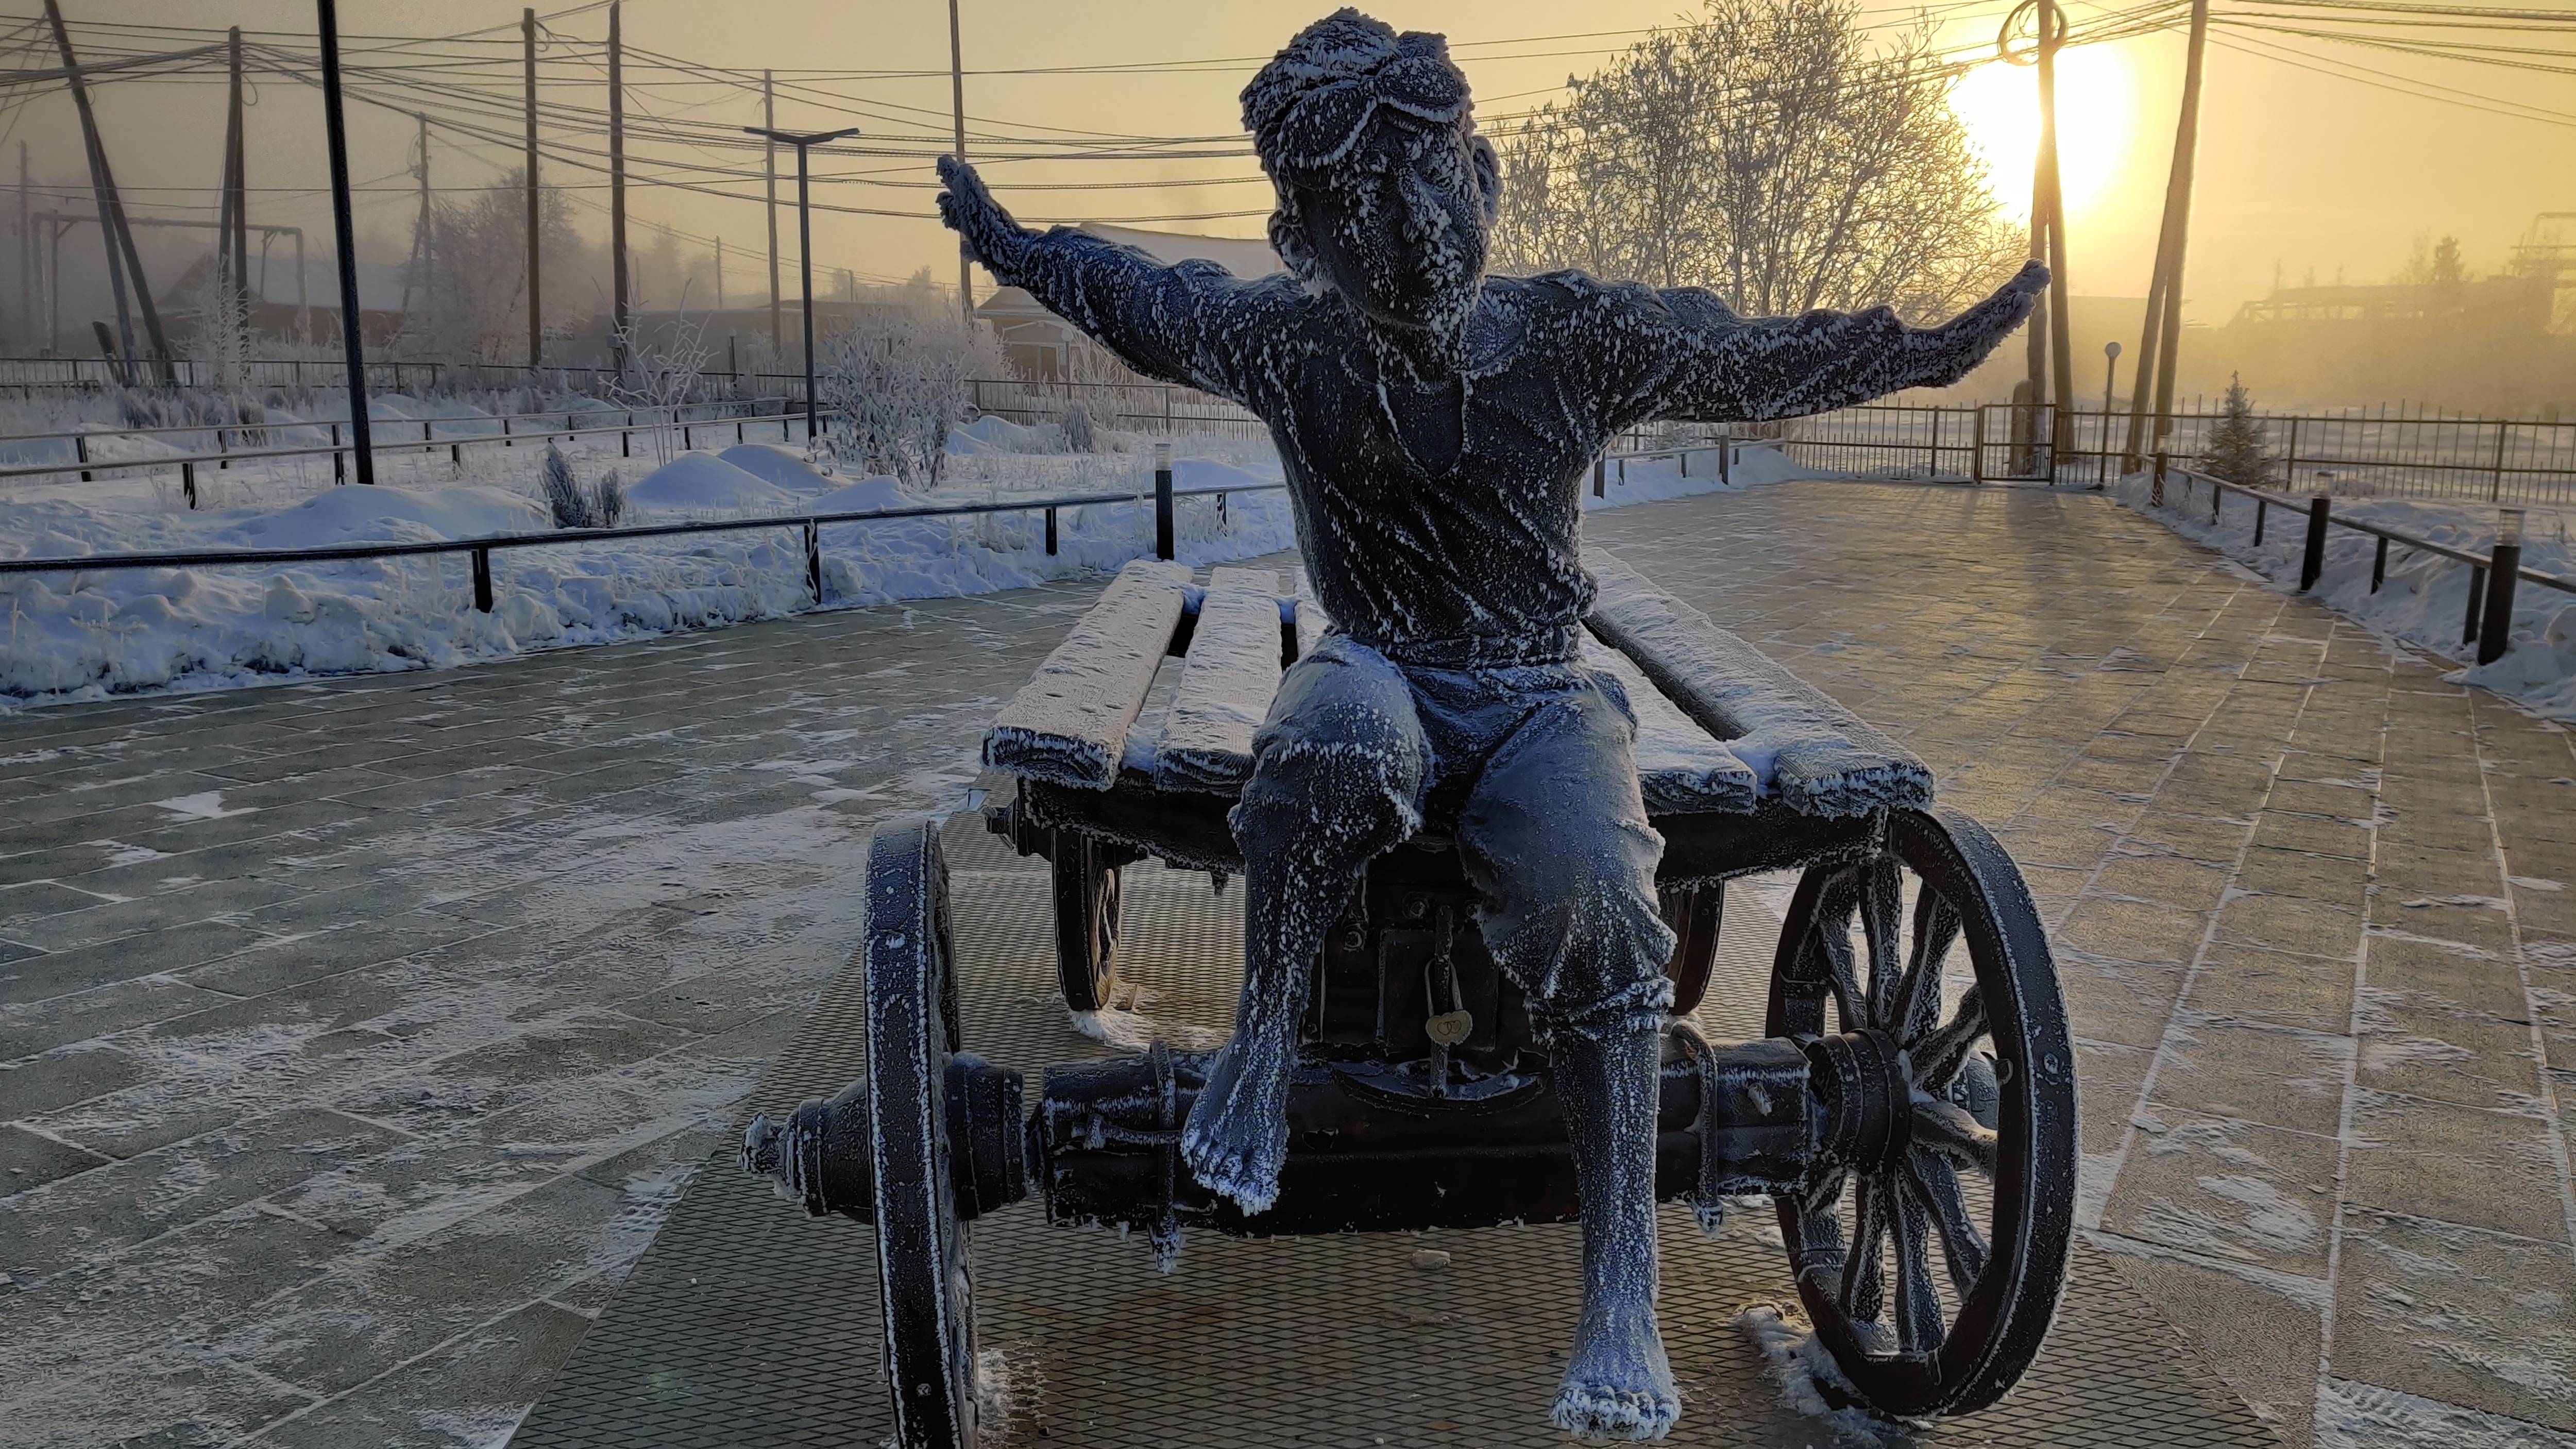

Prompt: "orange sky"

[28,1,2576,325]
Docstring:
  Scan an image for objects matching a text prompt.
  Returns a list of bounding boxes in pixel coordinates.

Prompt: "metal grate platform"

[512,818,2275,1448]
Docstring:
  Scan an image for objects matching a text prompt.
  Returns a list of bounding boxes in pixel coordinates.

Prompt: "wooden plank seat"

[985,548,1928,828]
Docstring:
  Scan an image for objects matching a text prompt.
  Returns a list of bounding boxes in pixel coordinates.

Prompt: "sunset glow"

[1948,45,2135,225]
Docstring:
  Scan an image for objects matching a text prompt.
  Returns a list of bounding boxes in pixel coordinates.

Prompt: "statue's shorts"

[1228,631,1678,1040]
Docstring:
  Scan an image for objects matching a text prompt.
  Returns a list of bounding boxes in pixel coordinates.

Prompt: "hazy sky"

[23,0,2576,324]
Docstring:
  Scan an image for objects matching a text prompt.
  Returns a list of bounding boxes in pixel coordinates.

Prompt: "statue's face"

[1285,124,1498,335]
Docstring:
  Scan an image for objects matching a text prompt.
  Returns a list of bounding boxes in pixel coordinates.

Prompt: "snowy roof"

[245,257,413,313]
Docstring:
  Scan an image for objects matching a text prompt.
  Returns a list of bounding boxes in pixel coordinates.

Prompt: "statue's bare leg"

[1454,676,1681,1440]
[1184,636,1423,1215]
[1550,1025,1680,1440]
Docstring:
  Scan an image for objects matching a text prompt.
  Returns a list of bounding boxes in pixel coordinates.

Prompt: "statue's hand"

[937,156,1030,279]
[2001,258,2051,298]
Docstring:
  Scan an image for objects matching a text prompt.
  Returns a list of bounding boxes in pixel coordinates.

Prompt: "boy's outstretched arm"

[1592,261,2050,429]
[939,156,1274,406]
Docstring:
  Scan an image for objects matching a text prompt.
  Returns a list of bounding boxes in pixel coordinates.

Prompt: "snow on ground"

[1,419,1818,710]
[2114,471,2576,722]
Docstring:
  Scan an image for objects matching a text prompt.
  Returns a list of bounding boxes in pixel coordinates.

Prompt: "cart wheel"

[1052,829,1121,1013]
[1766,806,2076,1419]
[864,817,981,1448]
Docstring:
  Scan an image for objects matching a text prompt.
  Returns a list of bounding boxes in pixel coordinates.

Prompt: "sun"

[1947,45,2134,225]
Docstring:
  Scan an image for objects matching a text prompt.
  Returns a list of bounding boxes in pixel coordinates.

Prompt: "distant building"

[976,223,1283,380]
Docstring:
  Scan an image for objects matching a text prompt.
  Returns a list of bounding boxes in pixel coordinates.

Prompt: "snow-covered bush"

[1061,402,1097,453]
[541,442,624,529]
[816,306,1008,489]
[609,299,715,468]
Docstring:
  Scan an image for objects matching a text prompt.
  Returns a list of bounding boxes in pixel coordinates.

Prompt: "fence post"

[2253,497,2267,546]
[1719,435,1732,486]
[1045,506,1058,555]
[472,547,494,612]
[2151,451,2167,507]
[2300,495,2329,589]
[75,432,89,482]
[1927,411,1941,479]
[2479,511,2523,665]
[1971,407,1987,483]
[2371,536,2388,593]
[332,422,345,483]
[2282,417,2300,490]
[683,422,692,451]
[1679,448,1689,478]
[2490,422,2510,502]
[451,441,462,470]
[623,413,632,459]
[2462,564,2484,647]
[805,518,823,603]
[1593,455,1605,498]
[1154,442,1174,561]
[181,460,196,509]
[217,426,229,470]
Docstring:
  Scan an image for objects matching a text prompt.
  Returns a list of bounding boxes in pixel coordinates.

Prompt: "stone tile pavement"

[1587,485,2576,1447]
[2,480,2570,1446]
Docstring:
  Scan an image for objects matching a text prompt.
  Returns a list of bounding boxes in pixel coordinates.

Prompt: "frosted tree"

[1490,0,2025,323]
[816,305,1007,488]
[2202,373,2270,487]
[608,292,714,467]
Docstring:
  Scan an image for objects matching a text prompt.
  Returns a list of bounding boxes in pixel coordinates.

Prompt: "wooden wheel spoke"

[1860,855,1905,1029]
[1892,890,1961,1044]
[1911,1097,1999,1177]
[1913,983,1988,1090]
[1906,1150,1989,1299]
[1790,1167,1850,1282]
[1840,1176,1890,1324]
[1807,873,1867,1032]
[1889,1174,1947,1355]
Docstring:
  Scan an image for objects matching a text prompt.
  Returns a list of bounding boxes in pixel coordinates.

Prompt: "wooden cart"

[743,550,2079,1447]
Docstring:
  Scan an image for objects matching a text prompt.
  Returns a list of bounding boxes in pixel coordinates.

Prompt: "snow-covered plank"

[986,558,1192,789]
[1154,584,1287,793]
[1583,549,1931,817]
[1207,565,1279,593]
[1579,637,1758,815]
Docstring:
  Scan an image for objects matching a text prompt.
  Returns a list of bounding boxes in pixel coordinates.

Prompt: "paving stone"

[2331,1208,2576,1432]
[0,1121,112,1197]
[0,1041,156,1119]
[2183,941,2358,1036]
[2101,1108,2343,1278]
[2058,894,2214,965]
[2151,1017,2354,1137]
[2344,1092,2570,1244]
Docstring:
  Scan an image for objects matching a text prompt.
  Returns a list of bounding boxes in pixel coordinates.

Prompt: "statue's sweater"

[993,231,2043,669]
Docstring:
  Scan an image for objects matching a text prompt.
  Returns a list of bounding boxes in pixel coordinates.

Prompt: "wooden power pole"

[950,0,972,324]
[45,0,175,385]
[523,6,542,367]
[15,142,27,351]
[2135,0,2211,466]
[608,0,629,368]
[2035,0,2076,472]
[764,71,782,356]
[316,0,374,484]
[224,27,248,337]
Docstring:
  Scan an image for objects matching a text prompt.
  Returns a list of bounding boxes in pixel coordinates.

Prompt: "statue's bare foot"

[1550,1303,1681,1441]
[1179,1026,1292,1215]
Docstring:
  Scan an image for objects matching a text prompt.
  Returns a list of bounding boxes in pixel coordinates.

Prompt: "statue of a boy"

[941,9,2041,1439]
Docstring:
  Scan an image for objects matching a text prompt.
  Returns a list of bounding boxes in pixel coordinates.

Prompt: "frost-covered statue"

[940,9,2042,1440]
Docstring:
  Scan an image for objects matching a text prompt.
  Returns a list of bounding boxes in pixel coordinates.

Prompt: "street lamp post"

[743,125,859,443]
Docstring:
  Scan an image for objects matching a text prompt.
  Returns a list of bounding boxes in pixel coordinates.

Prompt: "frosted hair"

[1239,9,1478,285]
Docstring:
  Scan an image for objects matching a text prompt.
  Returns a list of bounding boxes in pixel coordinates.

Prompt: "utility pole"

[764,71,782,356]
[745,124,859,441]
[523,6,543,367]
[950,0,972,324]
[44,0,175,385]
[399,112,431,324]
[608,0,630,371]
[2132,0,2211,466]
[14,143,26,351]
[317,0,375,485]
[715,235,724,311]
[225,27,248,338]
[2036,0,2076,470]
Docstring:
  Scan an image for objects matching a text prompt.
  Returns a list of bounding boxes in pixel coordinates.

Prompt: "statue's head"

[1241,10,1500,340]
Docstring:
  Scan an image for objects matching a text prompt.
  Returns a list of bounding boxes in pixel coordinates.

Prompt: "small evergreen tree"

[541,442,588,527]
[2202,373,2270,487]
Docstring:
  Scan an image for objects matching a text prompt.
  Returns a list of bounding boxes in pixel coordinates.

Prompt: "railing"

[0,355,818,399]
[968,378,1268,442]
[2145,462,2574,663]
[0,469,1283,617]
[0,400,803,504]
